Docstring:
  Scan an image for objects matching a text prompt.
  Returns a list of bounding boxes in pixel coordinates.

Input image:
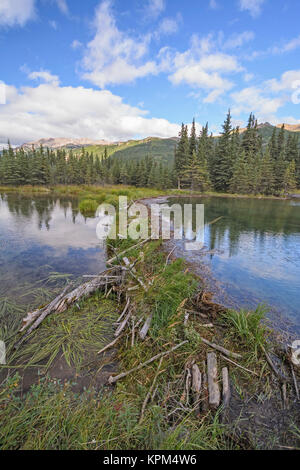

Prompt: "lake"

[0,193,106,321]
[166,196,300,336]
[1,192,300,337]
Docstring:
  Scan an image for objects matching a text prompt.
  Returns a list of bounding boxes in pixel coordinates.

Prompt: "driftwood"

[200,336,242,360]
[106,237,151,265]
[261,345,288,383]
[222,367,230,408]
[139,315,153,340]
[16,269,121,349]
[221,354,259,377]
[207,352,220,409]
[108,340,188,385]
[139,357,164,423]
[201,366,209,412]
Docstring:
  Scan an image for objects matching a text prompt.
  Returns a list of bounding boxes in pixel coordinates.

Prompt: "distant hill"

[18,123,300,168]
[20,137,115,150]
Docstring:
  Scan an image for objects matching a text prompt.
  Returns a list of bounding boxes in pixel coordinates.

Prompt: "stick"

[164,245,176,270]
[97,334,123,355]
[114,311,131,337]
[108,340,188,385]
[200,337,242,360]
[139,314,153,340]
[106,238,151,265]
[117,298,130,323]
[220,354,259,377]
[261,346,288,383]
[291,364,300,400]
[207,352,220,409]
[139,357,163,423]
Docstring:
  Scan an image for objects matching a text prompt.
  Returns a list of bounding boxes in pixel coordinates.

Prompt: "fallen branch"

[114,311,131,337]
[200,337,242,360]
[207,352,220,409]
[139,357,164,423]
[108,340,188,385]
[97,334,124,355]
[261,345,288,383]
[117,298,130,323]
[222,367,230,408]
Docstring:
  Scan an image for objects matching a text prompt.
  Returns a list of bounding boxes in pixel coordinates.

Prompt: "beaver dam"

[0,190,300,450]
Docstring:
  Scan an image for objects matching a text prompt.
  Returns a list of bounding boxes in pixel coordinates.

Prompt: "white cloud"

[28,70,60,86]
[0,0,36,27]
[166,34,243,102]
[224,31,255,49]
[147,0,165,18]
[156,16,180,37]
[0,82,180,145]
[49,20,58,30]
[272,35,300,54]
[82,1,157,87]
[266,70,300,93]
[55,0,68,14]
[71,39,83,50]
[239,0,266,18]
[231,86,285,120]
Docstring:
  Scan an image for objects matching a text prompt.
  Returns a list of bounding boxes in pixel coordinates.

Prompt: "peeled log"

[191,364,202,404]
[222,367,230,408]
[207,352,220,410]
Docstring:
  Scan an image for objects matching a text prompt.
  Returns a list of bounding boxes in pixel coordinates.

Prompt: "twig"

[220,354,259,377]
[108,340,188,385]
[200,336,242,360]
[164,245,176,270]
[139,357,164,423]
[117,298,130,323]
[261,345,288,383]
[114,311,131,337]
[139,314,153,340]
[97,334,124,355]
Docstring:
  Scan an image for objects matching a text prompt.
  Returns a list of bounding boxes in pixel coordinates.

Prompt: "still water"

[0,193,106,313]
[167,196,300,335]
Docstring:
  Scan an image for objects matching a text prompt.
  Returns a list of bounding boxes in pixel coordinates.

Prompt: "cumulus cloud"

[0,0,36,27]
[0,82,180,145]
[82,1,157,87]
[266,70,300,92]
[224,31,255,49]
[239,0,266,18]
[155,16,180,37]
[165,34,243,102]
[231,86,285,122]
[28,70,60,86]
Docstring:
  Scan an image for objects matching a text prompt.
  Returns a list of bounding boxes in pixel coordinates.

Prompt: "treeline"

[1,111,299,194]
[175,112,300,195]
[0,145,175,189]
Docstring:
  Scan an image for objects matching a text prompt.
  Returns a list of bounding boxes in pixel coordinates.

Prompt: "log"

[201,367,209,412]
[222,367,230,408]
[139,314,153,340]
[207,352,220,410]
[200,336,242,360]
[108,340,188,385]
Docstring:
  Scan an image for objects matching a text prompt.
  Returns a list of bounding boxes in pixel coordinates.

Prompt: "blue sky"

[1,0,300,144]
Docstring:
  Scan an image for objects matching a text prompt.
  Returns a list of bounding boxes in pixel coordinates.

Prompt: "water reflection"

[167,196,300,333]
[0,193,106,308]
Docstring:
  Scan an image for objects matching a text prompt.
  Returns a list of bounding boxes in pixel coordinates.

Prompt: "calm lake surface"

[0,193,106,314]
[167,196,300,335]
